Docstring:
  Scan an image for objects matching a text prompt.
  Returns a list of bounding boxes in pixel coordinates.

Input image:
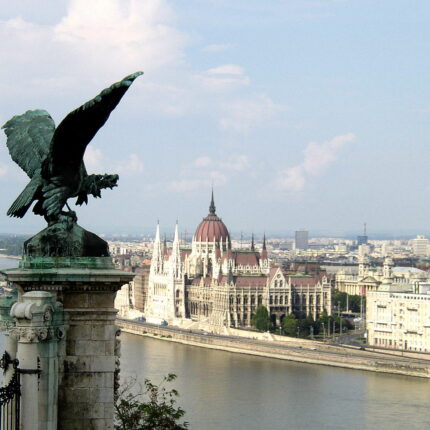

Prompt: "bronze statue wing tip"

[122,71,144,84]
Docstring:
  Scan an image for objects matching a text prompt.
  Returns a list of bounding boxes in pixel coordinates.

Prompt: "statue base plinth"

[24,218,109,258]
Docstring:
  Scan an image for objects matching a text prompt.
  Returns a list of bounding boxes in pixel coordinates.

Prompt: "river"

[0,257,20,270]
[120,332,430,430]
[1,258,429,429]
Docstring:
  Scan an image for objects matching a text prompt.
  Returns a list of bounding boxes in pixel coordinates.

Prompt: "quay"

[117,318,430,379]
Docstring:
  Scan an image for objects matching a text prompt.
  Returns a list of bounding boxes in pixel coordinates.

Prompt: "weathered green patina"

[2,72,143,258]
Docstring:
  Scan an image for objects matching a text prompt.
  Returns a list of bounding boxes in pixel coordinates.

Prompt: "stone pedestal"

[2,256,133,430]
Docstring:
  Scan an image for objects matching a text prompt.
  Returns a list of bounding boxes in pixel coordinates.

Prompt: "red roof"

[235,276,267,287]
[189,275,267,288]
[234,251,259,266]
[288,276,320,287]
[195,214,230,242]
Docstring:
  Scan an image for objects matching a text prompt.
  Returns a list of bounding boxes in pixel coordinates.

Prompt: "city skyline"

[1,1,430,235]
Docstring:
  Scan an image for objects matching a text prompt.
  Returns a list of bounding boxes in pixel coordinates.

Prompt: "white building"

[367,284,430,352]
[411,235,430,257]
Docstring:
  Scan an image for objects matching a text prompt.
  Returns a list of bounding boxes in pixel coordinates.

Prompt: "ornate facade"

[145,194,332,328]
[336,256,430,296]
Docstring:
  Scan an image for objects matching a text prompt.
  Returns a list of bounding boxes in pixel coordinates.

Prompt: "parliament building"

[145,194,332,328]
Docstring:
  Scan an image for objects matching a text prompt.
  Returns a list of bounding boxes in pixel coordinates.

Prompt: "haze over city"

[1,1,430,236]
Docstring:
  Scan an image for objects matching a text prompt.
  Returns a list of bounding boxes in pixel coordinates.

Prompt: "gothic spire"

[173,221,179,244]
[209,188,216,215]
[251,233,255,251]
[163,234,168,255]
[263,233,266,250]
[155,220,160,242]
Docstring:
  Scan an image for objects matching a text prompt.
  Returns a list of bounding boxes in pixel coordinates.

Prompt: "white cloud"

[275,165,306,192]
[84,147,104,171]
[0,0,187,99]
[193,156,212,167]
[209,170,227,186]
[207,64,244,75]
[198,64,250,91]
[54,0,186,76]
[220,155,250,171]
[169,179,205,192]
[168,170,227,193]
[275,133,356,192]
[202,43,233,53]
[303,133,355,176]
[219,94,286,133]
[116,153,144,174]
[169,154,247,193]
[0,164,8,178]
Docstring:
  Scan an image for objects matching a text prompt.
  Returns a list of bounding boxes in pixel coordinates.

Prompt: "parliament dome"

[194,192,230,243]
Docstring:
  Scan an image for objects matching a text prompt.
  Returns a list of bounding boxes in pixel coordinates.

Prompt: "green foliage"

[251,306,271,331]
[282,313,297,336]
[332,289,362,313]
[115,374,189,430]
[348,295,362,313]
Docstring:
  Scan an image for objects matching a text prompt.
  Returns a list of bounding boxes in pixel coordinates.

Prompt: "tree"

[332,290,347,311]
[115,374,189,430]
[251,306,271,331]
[348,295,362,313]
[282,313,298,336]
[333,289,362,313]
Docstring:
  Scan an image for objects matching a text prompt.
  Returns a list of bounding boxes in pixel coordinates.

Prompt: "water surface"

[121,332,430,430]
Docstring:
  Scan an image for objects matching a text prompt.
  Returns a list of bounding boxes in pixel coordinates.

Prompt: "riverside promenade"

[116,318,430,379]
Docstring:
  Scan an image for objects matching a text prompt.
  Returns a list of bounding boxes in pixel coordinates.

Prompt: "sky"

[1,0,430,238]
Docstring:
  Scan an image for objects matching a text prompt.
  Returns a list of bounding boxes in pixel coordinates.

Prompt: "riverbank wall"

[117,319,430,379]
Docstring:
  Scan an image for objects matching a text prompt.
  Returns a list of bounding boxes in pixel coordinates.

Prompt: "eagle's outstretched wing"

[49,71,143,173]
[2,110,55,178]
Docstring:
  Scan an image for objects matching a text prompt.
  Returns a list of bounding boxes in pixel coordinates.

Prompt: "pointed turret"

[174,221,179,242]
[251,233,255,251]
[163,234,168,256]
[151,221,163,274]
[170,221,182,279]
[261,233,268,259]
[155,221,160,242]
[209,188,216,215]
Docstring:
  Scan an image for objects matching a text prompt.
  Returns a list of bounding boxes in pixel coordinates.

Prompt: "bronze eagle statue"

[2,71,143,224]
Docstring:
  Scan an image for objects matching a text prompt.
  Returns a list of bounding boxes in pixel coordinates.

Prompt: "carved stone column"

[0,292,18,384]
[2,256,133,430]
[9,291,65,430]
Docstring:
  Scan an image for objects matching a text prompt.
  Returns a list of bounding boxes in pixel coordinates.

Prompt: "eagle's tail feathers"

[7,176,42,218]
